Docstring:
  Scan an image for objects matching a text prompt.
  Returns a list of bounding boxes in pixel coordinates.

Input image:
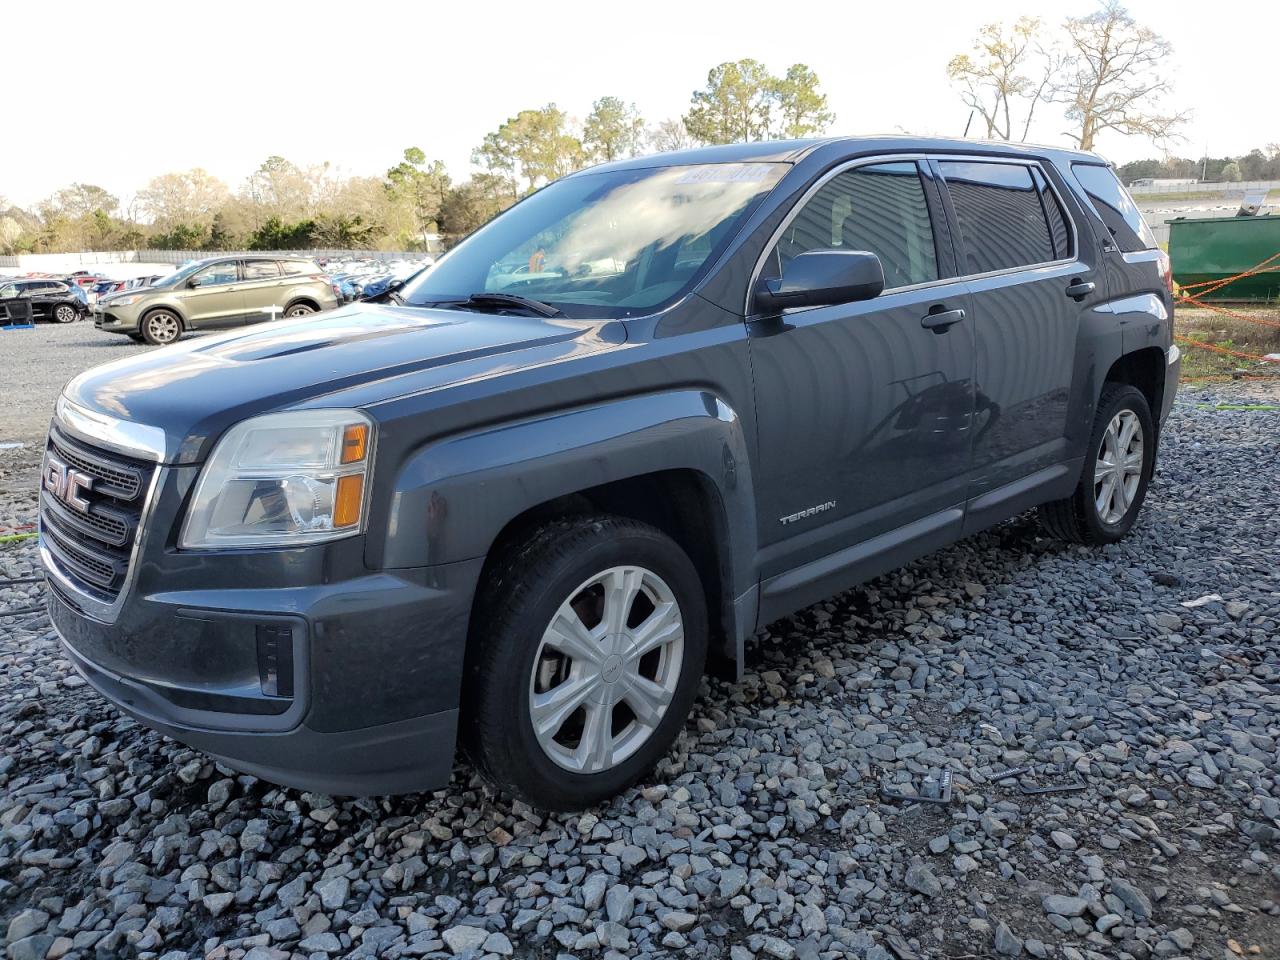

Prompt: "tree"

[683,59,776,144]
[948,17,1056,141]
[247,216,315,250]
[438,174,515,242]
[1053,1,1188,151]
[473,105,585,197]
[1220,160,1242,182]
[386,147,450,247]
[244,156,313,224]
[648,118,695,154]
[771,64,834,139]
[46,183,118,219]
[137,169,230,231]
[583,97,646,163]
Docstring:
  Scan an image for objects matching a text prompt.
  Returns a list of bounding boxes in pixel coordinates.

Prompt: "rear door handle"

[1066,279,1096,300]
[921,307,966,332]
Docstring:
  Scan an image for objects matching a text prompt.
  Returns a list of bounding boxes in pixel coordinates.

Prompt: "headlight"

[106,294,144,306]
[179,409,373,549]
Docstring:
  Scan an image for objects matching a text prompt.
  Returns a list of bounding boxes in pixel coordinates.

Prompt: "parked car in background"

[94,255,339,344]
[0,279,86,323]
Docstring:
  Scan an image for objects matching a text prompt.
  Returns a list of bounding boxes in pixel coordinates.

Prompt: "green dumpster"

[1168,215,1280,302]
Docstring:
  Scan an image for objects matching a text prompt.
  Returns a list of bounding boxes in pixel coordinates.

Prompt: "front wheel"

[1039,383,1155,544]
[140,310,182,346]
[463,517,707,810]
[54,304,78,324]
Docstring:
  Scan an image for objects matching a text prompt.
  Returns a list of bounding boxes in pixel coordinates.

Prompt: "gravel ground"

[1,351,1277,960]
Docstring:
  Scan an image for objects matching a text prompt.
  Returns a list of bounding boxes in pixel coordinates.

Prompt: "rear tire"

[54,304,78,324]
[284,302,316,318]
[463,516,707,810]
[1039,383,1155,544]
[140,309,182,346]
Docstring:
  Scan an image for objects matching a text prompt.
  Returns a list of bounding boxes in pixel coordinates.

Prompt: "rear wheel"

[54,304,78,324]
[140,310,182,345]
[1039,383,1155,544]
[285,302,316,318]
[464,516,707,810]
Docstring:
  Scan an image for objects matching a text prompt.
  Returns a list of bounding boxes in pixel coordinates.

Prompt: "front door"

[183,261,244,328]
[748,160,976,619]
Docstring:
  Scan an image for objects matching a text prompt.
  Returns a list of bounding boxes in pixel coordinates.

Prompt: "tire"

[463,516,707,810]
[1039,383,1155,545]
[284,302,316,318]
[54,304,78,324]
[140,309,182,346]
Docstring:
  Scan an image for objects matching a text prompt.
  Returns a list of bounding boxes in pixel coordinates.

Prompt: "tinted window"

[1071,163,1157,252]
[243,260,281,280]
[401,162,786,319]
[281,259,320,276]
[192,262,238,286]
[764,162,938,290]
[939,161,1056,274]
[1031,168,1072,260]
[46,282,70,293]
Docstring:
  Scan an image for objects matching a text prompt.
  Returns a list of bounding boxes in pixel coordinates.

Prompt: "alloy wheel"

[1094,409,1144,524]
[146,312,179,344]
[529,565,685,774]
[55,305,76,323]
[286,304,315,318]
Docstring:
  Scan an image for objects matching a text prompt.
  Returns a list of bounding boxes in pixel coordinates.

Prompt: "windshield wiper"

[441,292,563,318]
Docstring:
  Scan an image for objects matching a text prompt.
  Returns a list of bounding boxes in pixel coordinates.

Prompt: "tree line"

[0,1,1218,257]
[1116,146,1280,185]
[0,58,832,256]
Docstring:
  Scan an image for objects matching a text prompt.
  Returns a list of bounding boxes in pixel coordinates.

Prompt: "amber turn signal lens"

[341,424,368,464]
[334,474,364,527]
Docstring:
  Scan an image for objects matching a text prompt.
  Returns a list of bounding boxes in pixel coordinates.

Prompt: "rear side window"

[281,259,320,276]
[764,161,939,290]
[938,161,1057,274]
[1071,163,1157,252]
[243,260,281,280]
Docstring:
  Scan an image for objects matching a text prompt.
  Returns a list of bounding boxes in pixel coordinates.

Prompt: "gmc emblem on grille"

[43,454,94,514]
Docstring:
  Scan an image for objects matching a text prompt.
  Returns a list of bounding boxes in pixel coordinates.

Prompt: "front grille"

[40,428,157,602]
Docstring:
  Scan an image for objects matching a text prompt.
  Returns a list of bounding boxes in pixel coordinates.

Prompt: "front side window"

[938,161,1057,274]
[192,262,238,287]
[762,161,939,291]
[401,162,786,319]
[243,260,281,281]
[1071,163,1157,252]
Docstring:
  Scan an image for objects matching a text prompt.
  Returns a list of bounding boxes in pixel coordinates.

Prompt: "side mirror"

[755,250,885,313]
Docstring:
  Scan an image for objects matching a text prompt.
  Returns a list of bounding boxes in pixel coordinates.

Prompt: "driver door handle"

[921,307,966,332]
[1066,279,1096,300]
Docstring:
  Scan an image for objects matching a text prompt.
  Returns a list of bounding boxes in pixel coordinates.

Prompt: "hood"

[63,302,624,463]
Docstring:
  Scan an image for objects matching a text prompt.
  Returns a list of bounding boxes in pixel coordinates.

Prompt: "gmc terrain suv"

[93,255,339,344]
[42,137,1178,810]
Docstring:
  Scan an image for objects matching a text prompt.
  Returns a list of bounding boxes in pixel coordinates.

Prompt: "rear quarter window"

[1070,163,1157,252]
[282,260,321,276]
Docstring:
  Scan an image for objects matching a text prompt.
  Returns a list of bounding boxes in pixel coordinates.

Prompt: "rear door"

[932,158,1101,528]
[240,259,287,323]
[182,260,244,328]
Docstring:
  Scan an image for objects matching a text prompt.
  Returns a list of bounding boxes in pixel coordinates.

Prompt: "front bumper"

[44,498,485,795]
[94,302,143,334]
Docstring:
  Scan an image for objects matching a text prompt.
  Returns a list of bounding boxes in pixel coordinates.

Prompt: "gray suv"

[43,137,1178,809]
[94,255,339,344]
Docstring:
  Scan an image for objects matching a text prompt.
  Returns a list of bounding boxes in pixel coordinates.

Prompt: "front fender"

[372,390,757,586]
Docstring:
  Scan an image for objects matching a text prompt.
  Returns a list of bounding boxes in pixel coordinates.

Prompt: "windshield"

[150,261,208,289]
[401,162,786,318]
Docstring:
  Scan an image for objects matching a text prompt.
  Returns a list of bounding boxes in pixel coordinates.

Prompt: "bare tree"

[1053,0,1189,151]
[948,17,1045,141]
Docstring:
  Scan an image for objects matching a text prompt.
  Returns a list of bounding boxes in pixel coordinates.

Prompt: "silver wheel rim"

[1094,409,1143,524]
[287,305,313,317]
[529,565,684,774]
[56,305,76,323]
[147,313,178,343]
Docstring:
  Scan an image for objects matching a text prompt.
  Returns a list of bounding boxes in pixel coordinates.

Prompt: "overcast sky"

[7,0,1276,208]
